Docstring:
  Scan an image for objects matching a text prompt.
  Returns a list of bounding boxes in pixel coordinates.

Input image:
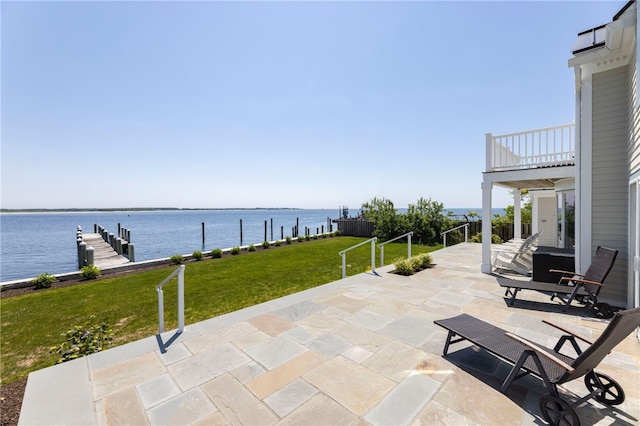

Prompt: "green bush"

[286,236,292,244]
[305,234,311,241]
[192,250,203,261]
[32,272,55,289]
[394,258,414,276]
[170,254,184,264]
[470,232,503,244]
[262,241,270,249]
[393,253,433,276]
[211,248,223,258]
[275,240,282,247]
[49,315,114,364]
[248,244,256,252]
[80,265,101,280]
[231,246,241,255]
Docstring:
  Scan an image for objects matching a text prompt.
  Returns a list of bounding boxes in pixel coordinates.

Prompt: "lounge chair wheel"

[584,372,625,405]
[591,302,613,319]
[539,395,580,426]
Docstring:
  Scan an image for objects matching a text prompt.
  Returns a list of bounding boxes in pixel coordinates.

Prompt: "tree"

[406,198,453,244]
[493,192,532,225]
[360,197,398,241]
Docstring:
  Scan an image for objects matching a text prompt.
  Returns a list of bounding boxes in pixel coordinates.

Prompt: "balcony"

[486,123,575,173]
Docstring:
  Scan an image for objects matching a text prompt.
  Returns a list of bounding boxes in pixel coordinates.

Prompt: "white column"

[513,189,522,240]
[481,180,493,274]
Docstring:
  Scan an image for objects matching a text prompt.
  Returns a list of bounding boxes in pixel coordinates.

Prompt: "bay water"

[0,207,497,282]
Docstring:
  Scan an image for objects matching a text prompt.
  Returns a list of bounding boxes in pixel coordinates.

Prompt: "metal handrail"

[441,224,469,248]
[156,265,185,335]
[377,232,413,267]
[338,237,377,279]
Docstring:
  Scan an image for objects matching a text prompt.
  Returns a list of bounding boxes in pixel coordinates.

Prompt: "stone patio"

[18,243,640,425]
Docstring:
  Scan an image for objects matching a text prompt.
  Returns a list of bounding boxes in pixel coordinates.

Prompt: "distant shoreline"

[0,207,306,214]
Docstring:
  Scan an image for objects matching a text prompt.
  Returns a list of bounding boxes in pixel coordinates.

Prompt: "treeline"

[360,197,463,245]
[359,196,533,246]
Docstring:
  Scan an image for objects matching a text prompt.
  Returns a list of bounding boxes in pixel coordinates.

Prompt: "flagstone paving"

[18,243,640,425]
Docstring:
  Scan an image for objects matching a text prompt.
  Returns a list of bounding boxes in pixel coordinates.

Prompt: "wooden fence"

[337,219,532,243]
[335,219,375,237]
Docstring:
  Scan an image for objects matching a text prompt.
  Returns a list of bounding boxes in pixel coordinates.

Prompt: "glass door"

[557,190,575,249]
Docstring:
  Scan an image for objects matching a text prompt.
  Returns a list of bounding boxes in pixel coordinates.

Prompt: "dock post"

[116,238,123,255]
[128,244,135,262]
[86,246,94,266]
[78,241,87,268]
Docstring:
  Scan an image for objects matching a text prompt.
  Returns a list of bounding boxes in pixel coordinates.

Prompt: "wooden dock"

[81,233,130,268]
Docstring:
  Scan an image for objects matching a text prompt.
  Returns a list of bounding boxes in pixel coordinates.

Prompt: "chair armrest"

[549,269,584,277]
[542,320,594,345]
[504,332,575,374]
[558,277,604,287]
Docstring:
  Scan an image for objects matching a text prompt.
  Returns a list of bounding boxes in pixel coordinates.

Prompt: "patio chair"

[498,246,618,317]
[434,307,640,425]
[492,231,541,276]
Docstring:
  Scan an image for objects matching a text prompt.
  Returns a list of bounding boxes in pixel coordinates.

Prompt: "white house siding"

[592,65,629,306]
[631,47,640,177]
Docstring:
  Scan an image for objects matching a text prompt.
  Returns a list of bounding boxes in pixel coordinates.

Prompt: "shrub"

[170,254,184,264]
[393,258,414,276]
[334,230,341,236]
[80,265,101,280]
[393,253,433,276]
[262,241,270,249]
[231,246,241,255]
[285,236,292,244]
[470,232,503,244]
[192,250,203,261]
[275,240,282,247]
[32,272,55,289]
[211,248,222,258]
[49,315,114,364]
[248,244,256,252]
[305,234,311,241]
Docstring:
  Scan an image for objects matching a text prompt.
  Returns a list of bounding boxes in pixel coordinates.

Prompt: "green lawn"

[0,236,440,384]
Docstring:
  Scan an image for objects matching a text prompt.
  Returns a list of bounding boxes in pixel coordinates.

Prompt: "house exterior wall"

[630,21,640,309]
[631,45,640,176]
[592,65,629,304]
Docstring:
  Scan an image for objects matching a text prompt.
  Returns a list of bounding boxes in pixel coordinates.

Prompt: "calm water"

[0,207,498,282]
[0,209,336,282]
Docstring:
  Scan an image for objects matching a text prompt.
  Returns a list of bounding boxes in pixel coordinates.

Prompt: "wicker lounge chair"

[434,307,640,425]
[498,246,617,317]
[492,232,541,276]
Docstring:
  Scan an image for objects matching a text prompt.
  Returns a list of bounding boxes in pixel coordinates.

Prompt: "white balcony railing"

[486,123,575,172]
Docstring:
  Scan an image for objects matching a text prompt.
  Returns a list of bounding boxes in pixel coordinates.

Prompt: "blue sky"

[1,1,624,210]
